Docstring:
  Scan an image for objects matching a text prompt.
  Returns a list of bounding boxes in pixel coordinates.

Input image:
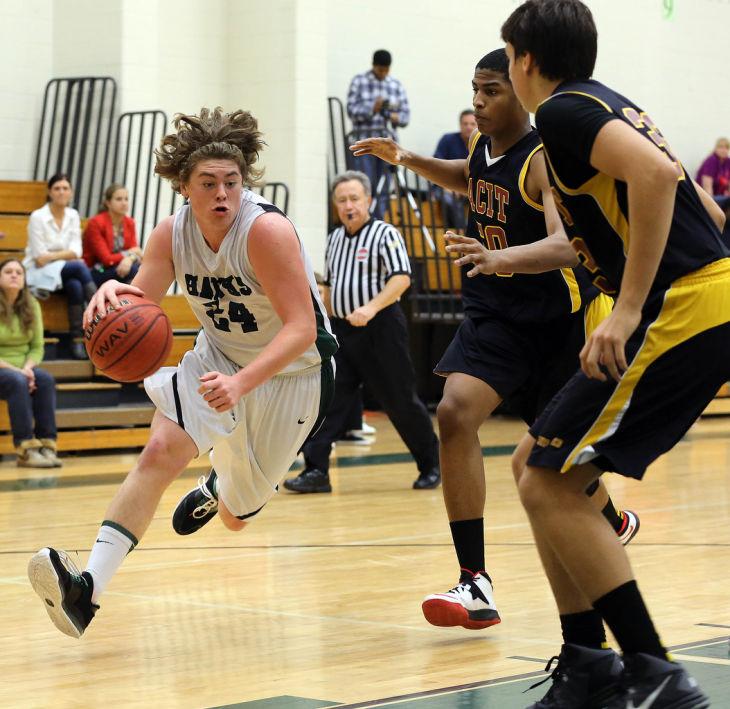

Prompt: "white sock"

[85,521,137,604]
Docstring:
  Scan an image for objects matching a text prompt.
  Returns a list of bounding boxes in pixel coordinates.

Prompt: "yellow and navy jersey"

[535,79,729,295]
[463,129,592,323]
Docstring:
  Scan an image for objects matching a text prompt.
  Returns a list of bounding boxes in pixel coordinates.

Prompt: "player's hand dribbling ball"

[84,294,173,382]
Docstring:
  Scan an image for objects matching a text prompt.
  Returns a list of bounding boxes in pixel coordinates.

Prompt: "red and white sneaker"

[421,569,501,630]
[617,509,640,546]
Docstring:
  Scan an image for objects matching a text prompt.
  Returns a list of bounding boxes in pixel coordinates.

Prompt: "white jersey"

[171,191,336,374]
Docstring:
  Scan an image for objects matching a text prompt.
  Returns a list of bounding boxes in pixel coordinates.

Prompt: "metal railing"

[33,77,117,216]
[387,167,464,323]
[325,95,465,323]
[111,110,173,246]
[254,182,289,214]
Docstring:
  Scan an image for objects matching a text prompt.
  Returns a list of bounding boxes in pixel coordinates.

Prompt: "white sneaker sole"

[618,509,640,546]
[27,548,82,638]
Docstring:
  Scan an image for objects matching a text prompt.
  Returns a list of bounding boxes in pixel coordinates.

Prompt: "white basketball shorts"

[145,331,325,517]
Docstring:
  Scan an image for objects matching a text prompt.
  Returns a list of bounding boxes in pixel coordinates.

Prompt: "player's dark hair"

[155,107,265,192]
[46,172,72,202]
[501,0,597,81]
[372,49,392,67]
[475,49,510,80]
[459,109,475,120]
[0,259,36,334]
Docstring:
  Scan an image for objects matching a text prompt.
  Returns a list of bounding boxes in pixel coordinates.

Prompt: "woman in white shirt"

[25,173,97,359]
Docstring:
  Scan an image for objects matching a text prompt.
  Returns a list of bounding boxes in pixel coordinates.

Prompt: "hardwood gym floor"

[2,414,729,708]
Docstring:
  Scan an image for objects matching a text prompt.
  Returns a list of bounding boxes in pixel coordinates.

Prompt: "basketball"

[84,294,173,382]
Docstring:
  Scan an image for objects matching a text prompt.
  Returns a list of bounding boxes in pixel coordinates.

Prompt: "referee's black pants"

[302,304,439,476]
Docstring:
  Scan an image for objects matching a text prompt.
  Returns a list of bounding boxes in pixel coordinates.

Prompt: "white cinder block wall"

[1,0,729,260]
[326,0,730,179]
[0,0,53,180]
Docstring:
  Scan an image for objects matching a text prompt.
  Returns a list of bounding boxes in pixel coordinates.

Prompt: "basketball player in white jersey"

[27,107,337,638]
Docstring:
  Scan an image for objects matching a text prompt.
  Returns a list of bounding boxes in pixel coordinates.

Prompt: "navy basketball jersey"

[463,129,590,322]
[535,79,729,295]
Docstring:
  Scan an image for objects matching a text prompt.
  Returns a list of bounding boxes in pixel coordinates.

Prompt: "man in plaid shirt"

[347,50,410,218]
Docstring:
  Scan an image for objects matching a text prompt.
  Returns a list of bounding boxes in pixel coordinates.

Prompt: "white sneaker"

[617,509,640,546]
[338,431,374,445]
[359,422,376,435]
[422,570,501,630]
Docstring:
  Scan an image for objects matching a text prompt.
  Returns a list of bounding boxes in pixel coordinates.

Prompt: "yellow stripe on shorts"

[562,258,730,472]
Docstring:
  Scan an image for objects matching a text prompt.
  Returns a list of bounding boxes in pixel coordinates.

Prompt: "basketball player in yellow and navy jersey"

[503,1,727,707]
[351,49,639,637]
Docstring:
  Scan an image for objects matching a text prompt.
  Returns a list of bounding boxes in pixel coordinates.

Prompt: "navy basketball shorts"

[528,260,730,479]
[434,300,603,425]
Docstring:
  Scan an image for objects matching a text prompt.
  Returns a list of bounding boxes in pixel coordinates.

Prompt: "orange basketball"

[84,294,173,383]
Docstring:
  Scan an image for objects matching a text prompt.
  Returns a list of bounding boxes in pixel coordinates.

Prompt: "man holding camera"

[346,50,410,219]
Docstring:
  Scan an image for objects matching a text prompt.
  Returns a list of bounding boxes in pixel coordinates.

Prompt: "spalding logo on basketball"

[84,294,173,383]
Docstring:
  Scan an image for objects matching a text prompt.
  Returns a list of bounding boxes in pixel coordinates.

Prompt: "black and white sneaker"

[526,643,623,708]
[27,547,98,638]
[172,470,219,535]
[421,569,501,630]
[606,652,709,709]
[283,468,332,493]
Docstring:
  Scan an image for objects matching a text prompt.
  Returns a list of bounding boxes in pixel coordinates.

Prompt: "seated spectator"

[0,259,61,468]
[696,137,730,204]
[433,109,477,229]
[83,183,142,287]
[24,173,97,359]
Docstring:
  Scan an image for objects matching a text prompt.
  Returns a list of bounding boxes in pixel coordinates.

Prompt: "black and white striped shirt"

[325,219,411,319]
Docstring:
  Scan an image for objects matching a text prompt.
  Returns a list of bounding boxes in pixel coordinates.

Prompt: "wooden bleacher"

[0,179,201,456]
[0,294,197,455]
[0,180,46,214]
[387,197,462,292]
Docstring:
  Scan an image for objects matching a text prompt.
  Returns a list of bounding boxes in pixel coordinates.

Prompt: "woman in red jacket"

[83,184,143,286]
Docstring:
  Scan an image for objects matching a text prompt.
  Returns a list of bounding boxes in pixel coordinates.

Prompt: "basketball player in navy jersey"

[351,50,639,635]
[501,1,728,706]
[27,108,337,639]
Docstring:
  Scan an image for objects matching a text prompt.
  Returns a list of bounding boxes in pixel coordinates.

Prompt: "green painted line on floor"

[208,696,338,709]
[0,445,517,493]
[679,639,730,660]
[332,444,515,469]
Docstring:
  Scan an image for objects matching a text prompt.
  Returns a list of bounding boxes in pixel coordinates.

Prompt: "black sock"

[593,580,667,659]
[449,518,484,574]
[559,610,606,649]
[601,497,624,534]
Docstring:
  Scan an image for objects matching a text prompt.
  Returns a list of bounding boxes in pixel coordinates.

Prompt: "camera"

[379,99,391,116]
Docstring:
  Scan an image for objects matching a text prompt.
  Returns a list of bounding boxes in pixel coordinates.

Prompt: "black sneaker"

[283,468,332,493]
[172,470,219,535]
[27,547,98,638]
[608,652,710,709]
[525,643,623,708]
[413,467,440,490]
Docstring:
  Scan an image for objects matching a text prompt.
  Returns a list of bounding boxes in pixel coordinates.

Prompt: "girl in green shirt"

[0,259,61,467]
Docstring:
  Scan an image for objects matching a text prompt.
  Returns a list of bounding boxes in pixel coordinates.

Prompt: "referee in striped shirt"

[284,170,440,493]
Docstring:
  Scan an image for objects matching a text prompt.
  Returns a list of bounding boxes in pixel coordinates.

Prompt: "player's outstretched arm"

[84,216,175,326]
[349,137,468,195]
[579,119,679,382]
[199,213,317,413]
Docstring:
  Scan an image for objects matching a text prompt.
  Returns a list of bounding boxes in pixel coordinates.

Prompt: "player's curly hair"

[154,107,265,192]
